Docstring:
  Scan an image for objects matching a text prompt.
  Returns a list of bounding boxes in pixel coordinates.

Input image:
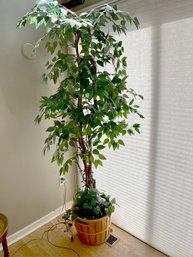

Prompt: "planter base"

[74,216,111,245]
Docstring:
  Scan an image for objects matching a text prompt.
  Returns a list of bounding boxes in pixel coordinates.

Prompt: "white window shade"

[94,1,193,256]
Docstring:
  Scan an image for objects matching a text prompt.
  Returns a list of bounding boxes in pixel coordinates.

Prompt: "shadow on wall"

[145,25,161,244]
[0,48,46,119]
[0,0,48,120]
[0,0,56,234]
[0,40,48,163]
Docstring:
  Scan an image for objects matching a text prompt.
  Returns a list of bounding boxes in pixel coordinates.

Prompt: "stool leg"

[2,237,9,257]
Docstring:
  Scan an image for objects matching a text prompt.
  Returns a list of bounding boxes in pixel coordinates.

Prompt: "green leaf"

[107,205,115,216]
[71,213,77,221]
[97,61,104,67]
[83,203,91,209]
[93,140,100,147]
[129,98,134,105]
[97,145,105,150]
[103,138,109,144]
[112,75,121,84]
[64,163,69,173]
[93,149,99,155]
[98,154,106,160]
[135,128,140,133]
[128,129,134,136]
[46,126,55,132]
[133,17,140,29]
[97,159,103,166]
[30,17,37,25]
[118,139,125,146]
[91,199,97,206]
[69,140,75,147]
[93,207,100,215]
[133,123,140,129]
[59,167,64,175]
[138,113,144,118]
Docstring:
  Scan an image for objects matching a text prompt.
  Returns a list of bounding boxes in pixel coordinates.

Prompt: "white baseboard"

[0,201,73,250]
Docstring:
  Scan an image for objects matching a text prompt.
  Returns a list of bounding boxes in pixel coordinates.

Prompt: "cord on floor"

[11,221,80,257]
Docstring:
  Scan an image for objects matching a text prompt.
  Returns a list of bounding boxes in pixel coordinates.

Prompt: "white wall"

[95,1,193,257]
[0,0,75,235]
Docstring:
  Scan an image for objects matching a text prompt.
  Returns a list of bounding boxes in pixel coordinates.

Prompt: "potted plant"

[17,0,143,245]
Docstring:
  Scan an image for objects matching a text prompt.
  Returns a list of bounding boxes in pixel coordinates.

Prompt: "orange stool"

[0,213,9,257]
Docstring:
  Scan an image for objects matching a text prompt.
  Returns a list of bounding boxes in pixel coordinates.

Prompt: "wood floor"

[0,215,167,257]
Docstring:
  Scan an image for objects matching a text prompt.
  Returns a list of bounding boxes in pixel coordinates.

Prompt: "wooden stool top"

[0,213,8,238]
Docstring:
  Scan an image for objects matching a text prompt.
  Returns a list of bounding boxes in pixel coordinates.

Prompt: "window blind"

[94,1,193,256]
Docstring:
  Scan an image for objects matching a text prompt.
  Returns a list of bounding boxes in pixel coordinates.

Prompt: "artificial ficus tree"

[17,0,143,188]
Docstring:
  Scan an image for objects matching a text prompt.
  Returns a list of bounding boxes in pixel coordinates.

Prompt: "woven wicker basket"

[74,215,111,245]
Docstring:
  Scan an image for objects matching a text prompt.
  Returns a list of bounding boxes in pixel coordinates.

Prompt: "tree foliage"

[17,0,143,186]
